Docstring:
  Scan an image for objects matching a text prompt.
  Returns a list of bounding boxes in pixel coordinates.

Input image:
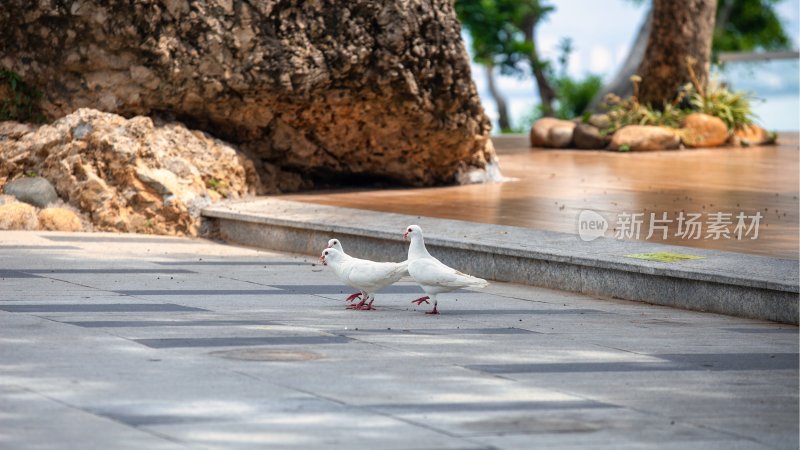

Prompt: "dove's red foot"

[411,296,430,305]
[425,305,439,315]
[347,299,367,310]
[345,292,361,302]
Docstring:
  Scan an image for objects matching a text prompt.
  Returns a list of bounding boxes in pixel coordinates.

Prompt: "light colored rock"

[681,113,729,148]
[3,176,59,208]
[734,124,776,146]
[0,0,494,186]
[530,118,576,148]
[608,125,681,151]
[0,202,39,230]
[573,123,611,149]
[0,108,262,236]
[38,207,83,231]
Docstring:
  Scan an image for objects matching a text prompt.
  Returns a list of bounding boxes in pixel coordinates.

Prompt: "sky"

[466,0,800,132]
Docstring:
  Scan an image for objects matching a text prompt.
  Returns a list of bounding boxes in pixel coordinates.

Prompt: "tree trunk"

[636,0,717,107]
[588,9,652,111]
[484,63,511,131]
[523,17,556,117]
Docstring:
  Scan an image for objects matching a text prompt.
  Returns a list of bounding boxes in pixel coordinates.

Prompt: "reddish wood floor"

[286,134,799,259]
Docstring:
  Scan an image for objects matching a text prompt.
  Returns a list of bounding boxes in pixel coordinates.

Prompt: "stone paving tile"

[0,245,81,250]
[0,303,207,313]
[155,260,313,266]
[44,235,204,244]
[64,319,278,328]
[0,231,796,450]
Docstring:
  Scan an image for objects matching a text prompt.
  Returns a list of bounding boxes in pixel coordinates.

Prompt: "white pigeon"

[326,238,364,304]
[320,247,409,311]
[403,224,488,314]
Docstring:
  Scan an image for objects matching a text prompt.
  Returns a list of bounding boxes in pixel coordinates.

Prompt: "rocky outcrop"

[1,108,261,235]
[681,113,728,148]
[530,118,576,148]
[608,125,680,151]
[0,0,495,186]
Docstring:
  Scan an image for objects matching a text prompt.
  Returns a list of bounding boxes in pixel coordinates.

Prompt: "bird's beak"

[319,255,325,265]
[403,232,409,240]
[326,243,332,248]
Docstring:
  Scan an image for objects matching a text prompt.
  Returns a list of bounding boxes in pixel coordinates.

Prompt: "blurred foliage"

[455,0,555,75]
[712,0,791,54]
[550,39,603,119]
[0,70,44,123]
[688,80,756,129]
[511,39,603,131]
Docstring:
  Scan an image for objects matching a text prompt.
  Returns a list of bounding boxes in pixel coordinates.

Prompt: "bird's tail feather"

[451,272,489,289]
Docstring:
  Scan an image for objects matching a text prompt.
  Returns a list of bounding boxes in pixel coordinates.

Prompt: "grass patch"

[625,252,705,263]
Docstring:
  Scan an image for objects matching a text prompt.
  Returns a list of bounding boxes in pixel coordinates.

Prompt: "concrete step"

[202,198,799,324]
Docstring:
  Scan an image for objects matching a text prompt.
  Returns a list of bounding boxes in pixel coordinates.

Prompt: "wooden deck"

[286,134,799,259]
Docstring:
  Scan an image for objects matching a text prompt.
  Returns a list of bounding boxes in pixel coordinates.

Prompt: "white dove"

[403,225,488,314]
[326,238,364,304]
[320,247,409,311]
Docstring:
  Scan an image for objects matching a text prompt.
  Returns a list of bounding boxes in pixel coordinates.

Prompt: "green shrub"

[0,70,44,123]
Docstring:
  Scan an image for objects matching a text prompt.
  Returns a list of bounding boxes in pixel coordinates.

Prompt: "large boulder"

[0,0,495,186]
[3,176,59,208]
[681,113,729,148]
[608,125,681,151]
[1,108,262,235]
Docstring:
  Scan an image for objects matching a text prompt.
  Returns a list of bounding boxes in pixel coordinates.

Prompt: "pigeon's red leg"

[411,296,430,305]
[359,297,376,311]
[345,292,361,302]
[425,297,439,315]
[347,298,367,310]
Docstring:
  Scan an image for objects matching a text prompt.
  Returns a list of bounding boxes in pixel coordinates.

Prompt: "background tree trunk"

[484,63,511,131]
[522,17,556,117]
[636,0,717,106]
[588,9,652,111]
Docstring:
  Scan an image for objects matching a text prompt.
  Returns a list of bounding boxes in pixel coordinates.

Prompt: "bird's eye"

[407,228,412,232]
[324,251,328,255]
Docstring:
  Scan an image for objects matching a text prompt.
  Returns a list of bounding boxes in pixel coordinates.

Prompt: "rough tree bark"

[0,0,496,188]
[636,0,718,106]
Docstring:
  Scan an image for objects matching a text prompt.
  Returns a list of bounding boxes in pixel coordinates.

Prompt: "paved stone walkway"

[1,231,797,449]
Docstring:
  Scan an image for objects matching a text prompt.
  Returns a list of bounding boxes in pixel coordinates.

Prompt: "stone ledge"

[202,198,799,324]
